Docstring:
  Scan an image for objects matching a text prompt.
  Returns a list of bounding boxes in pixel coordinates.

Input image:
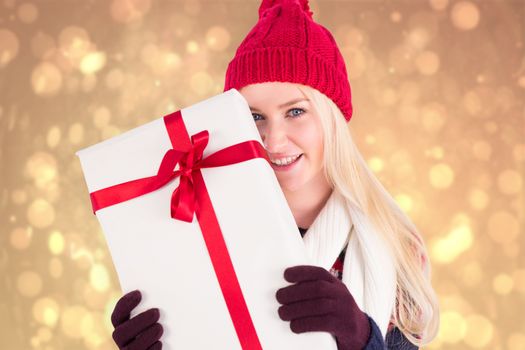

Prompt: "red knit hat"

[224,0,353,121]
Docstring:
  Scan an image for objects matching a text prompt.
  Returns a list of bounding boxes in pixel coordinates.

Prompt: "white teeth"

[270,154,301,166]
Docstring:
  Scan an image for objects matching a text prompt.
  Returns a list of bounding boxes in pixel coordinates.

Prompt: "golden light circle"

[80,311,106,347]
[464,314,494,347]
[394,193,414,213]
[493,273,514,295]
[33,297,60,327]
[80,51,107,75]
[17,2,38,23]
[61,305,88,338]
[439,311,466,343]
[518,76,525,88]
[25,151,57,188]
[10,227,33,250]
[58,26,92,66]
[367,157,384,172]
[415,50,440,75]
[31,61,63,96]
[102,125,121,140]
[0,29,19,67]
[390,11,402,23]
[47,126,61,148]
[186,40,199,54]
[407,27,430,49]
[451,1,480,31]
[467,189,489,210]
[48,230,65,255]
[89,264,110,292]
[151,51,182,75]
[27,198,55,228]
[487,211,519,244]
[429,163,454,189]
[17,271,43,297]
[421,103,445,132]
[497,169,523,195]
[205,26,231,51]
[431,220,472,264]
[68,122,84,145]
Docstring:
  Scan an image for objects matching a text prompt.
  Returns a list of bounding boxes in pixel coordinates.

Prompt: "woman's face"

[239,82,324,193]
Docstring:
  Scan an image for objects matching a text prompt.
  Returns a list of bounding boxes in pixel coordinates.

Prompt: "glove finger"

[289,314,336,334]
[113,308,160,347]
[146,341,162,350]
[112,290,142,327]
[276,280,336,304]
[284,265,335,283]
[124,323,164,350]
[278,298,336,321]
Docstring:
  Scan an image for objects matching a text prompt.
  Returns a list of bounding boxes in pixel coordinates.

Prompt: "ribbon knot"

[158,130,209,222]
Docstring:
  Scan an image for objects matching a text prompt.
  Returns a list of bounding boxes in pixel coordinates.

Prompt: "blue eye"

[288,108,305,118]
[252,108,305,122]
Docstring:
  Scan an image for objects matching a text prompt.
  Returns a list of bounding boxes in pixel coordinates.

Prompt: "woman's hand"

[111,290,164,350]
[275,265,371,350]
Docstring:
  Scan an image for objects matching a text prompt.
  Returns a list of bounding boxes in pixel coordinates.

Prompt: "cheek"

[296,124,323,163]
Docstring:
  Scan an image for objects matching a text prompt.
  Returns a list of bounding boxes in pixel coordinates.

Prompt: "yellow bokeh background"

[1,0,524,349]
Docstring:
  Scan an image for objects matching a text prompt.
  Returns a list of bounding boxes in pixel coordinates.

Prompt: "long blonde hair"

[296,84,440,346]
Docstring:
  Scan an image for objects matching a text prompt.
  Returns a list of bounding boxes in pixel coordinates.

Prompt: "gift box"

[76,89,337,349]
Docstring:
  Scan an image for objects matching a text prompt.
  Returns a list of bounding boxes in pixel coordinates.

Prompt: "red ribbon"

[90,110,267,349]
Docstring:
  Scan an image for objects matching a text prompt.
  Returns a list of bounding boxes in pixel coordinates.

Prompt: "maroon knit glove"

[111,290,164,350]
[276,265,371,350]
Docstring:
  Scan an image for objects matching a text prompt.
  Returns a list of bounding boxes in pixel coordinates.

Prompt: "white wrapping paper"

[76,89,337,349]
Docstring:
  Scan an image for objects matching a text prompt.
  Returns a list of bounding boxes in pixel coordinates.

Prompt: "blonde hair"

[295,84,440,346]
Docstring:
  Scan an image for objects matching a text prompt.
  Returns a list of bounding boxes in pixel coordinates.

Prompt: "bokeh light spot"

[0,29,19,67]
[451,1,480,31]
[27,198,55,228]
[429,163,454,189]
[31,62,63,96]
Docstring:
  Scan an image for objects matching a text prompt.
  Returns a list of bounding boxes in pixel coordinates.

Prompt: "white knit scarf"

[302,190,397,339]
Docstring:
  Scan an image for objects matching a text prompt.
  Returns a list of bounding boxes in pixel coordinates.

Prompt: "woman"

[110,0,440,349]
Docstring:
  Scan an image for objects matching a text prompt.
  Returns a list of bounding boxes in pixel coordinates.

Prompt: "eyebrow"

[249,98,309,111]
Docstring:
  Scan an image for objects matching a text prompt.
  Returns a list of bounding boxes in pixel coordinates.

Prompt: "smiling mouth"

[270,154,303,168]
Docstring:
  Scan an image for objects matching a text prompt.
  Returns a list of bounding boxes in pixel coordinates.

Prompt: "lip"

[270,154,303,172]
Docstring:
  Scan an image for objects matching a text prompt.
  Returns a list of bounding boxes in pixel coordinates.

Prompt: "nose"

[262,122,288,153]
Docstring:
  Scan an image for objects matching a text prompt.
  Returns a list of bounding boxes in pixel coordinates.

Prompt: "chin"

[278,179,306,193]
